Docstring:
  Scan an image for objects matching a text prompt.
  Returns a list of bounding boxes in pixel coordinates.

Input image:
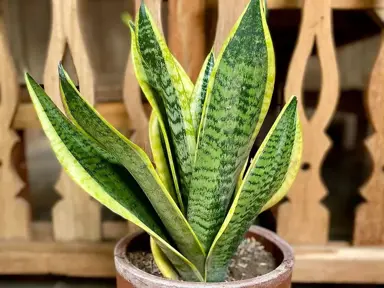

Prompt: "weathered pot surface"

[114,226,294,288]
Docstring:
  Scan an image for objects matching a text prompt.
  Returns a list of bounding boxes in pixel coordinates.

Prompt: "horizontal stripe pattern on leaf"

[187,0,275,252]
[126,20,183,212]
[136,3,195,206]
[26,72,203,282]
[205,97,302,282]
[58,65,205,276]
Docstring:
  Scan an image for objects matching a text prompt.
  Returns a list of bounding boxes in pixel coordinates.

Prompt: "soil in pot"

[127,237,276,282]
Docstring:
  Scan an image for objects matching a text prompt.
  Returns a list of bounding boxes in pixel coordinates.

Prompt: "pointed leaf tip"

[58,61,64,70]
[129,20,136,30]
[121,12,133,26]
[58,63,65,79]
[24,72,34,85]
[288,95,298,109]
[249,0,258,9]
[187,0,275,253]
[139,1,147,18]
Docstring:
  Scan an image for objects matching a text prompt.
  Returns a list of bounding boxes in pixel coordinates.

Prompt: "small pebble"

[128,237,276,282]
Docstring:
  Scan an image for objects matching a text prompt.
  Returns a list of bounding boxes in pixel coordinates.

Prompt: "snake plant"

[25,0,302,282]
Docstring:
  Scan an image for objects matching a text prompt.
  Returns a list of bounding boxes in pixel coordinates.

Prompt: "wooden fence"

[1,0,384,284]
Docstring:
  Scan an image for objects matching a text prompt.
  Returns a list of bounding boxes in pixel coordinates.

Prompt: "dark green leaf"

[136,3,195,205]
[187,0,275,252]
[205,96,302,282]
[58,65,205,276]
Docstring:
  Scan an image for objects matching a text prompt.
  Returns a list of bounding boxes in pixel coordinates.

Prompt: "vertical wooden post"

[168,0,206,81]
[168,0,182,62]
[123,0,163,157]
[44,0,100,241]
[278,0,339,244]
[354,11,384,245]
[0,4,30,239]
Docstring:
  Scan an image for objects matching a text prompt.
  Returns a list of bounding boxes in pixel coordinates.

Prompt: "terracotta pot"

[115,226,294,288]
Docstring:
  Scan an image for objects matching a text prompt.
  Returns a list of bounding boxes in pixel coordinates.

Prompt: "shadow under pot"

[115,225,294,288]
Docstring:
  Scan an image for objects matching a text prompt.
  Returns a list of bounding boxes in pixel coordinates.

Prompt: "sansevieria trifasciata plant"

[25,0,302,282]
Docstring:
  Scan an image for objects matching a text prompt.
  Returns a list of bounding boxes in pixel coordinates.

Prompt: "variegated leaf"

[205,97,302,282]
[188,0,275,252]
[149,111,180,208]
[150,237,179,280]
[25,72,203,281]
[58,65,206,276]
[136,3,195,205]
[191,51,215,134]
[125,20,184,212]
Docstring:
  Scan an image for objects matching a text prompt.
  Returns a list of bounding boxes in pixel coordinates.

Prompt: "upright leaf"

[125,20,183,211]
[149,112,180,209]
[190,51,215,134]
[187,0,275,252]
[205,97,302,282]
[136,4,196,205]
[25,73,203,281]
[58,65,205,275]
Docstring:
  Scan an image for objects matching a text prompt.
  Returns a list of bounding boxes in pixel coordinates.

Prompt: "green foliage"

[26,0,302,282]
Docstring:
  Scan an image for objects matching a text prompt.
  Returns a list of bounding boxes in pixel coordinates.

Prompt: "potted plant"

[25,0,302,286]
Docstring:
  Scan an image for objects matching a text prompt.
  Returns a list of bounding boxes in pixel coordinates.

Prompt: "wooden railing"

[2,0,384,284]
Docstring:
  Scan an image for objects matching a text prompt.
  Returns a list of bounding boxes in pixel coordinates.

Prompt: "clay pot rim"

[114,225,294,287]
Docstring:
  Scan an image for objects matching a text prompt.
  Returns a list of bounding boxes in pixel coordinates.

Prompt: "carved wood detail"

[0,4,30,240]
[278,0,339,244]
[44,0,100,241]
[354,23,384,245]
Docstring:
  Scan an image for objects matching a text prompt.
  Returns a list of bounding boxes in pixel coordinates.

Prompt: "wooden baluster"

[354,11,384,245]
[278,0,339,244]
[168,0,183,68]
[123,0,163,157]
[0,6,31,239]
[44,0,100,241]
[168,0,206,81]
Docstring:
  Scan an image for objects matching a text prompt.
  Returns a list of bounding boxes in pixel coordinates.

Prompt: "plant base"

[115,226,294,288]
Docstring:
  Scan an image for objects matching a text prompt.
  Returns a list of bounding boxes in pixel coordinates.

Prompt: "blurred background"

[1,0,384,287]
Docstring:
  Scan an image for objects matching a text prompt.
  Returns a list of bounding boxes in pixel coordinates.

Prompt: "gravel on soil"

[127,237,276,282]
